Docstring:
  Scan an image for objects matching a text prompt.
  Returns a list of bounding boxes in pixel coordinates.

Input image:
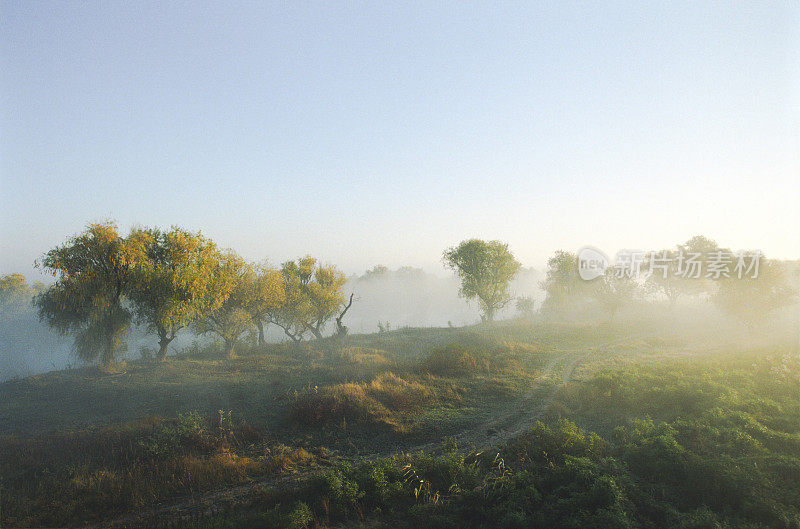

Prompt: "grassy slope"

[4,320,794,528]
[0,321,626,437]
[1,321,592,526]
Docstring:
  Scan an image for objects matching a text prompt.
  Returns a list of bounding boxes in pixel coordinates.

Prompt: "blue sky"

[1,1,798,279]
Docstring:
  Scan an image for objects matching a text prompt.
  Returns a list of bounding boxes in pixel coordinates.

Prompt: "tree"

[540,250,590,316]
[516,296,535,319]
[335,293,355,336]
[643,249,689,309]
[677,235,721,299]
[271,256,347,340]
[35,222,136,367]
[0,274,42,311]
[269,274,309,342]
[713,258,796,328]
[443,239,521,322]
[127,227,233,361]
[238,264,285,347]
[360,265,388,280]
[590,269,640,321]
[192,253,253,358]
[643,236,728,308]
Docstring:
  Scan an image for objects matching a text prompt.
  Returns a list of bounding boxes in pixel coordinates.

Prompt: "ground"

[1,319,798,528]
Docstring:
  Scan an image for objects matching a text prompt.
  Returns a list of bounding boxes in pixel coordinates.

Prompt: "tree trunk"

[102,330,115,369]
[224,339,236,359]
[256,320,265,347]
[483,307,495,322]
[284,328,302,342]
[157,336,172,361]
[335,293,354,336]
[309,326,323,340]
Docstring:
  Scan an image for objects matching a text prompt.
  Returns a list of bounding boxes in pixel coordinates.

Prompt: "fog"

[0,265,544,381]
[3,259,798,382]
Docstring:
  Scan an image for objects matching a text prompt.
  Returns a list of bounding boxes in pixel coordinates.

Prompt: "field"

[1,320,798,528]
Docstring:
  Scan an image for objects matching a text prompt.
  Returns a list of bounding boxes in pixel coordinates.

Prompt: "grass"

[5,318,788,527]
[172,346,800,529]
[290,372,463,432]
[0,412,318,527]
[0,321,569,526]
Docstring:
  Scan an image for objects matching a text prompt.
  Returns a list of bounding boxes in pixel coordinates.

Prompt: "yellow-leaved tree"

[35,222,137,367]
[126,227,236,360]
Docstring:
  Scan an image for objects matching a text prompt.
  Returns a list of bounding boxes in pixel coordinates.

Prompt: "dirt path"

[422,335,636,455]
[95,336,637,528]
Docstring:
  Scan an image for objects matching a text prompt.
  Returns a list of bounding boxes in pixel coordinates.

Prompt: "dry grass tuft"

[419,339,527,377]
[289,372,449,431]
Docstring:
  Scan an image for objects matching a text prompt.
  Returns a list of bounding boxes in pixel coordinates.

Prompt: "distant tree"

[677,235,721,298]
[360,265,388,280]
[713,258,796,328]
[643,249,689,309]
[540,251,589,315]
[516,296,535,319]
[35,222,136,367]
[127,227,234,361]
[643,236,729,308]
[590,269,640,321]
[193,253,253,358]
[443,239,521,322]
[239,264,285,347]
[272,257,347,340]
[0,274,38,311]
[680,235,720,257]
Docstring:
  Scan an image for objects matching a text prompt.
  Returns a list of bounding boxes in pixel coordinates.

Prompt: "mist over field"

[2,2,799,528]
[0,266,545,380]
[3,256,797,381]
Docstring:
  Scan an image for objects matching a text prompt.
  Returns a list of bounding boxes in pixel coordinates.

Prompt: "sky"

[1,1,798,280]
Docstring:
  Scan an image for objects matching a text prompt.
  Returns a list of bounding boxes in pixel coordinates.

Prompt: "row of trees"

[35,223,352,366]
[21,230,796,366]
[540,235,796,325]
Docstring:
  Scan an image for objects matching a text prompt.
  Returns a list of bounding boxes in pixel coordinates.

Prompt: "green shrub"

[137,412,206,458]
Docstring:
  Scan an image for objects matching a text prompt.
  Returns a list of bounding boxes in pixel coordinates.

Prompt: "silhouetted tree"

[714,258,795,328]
[540,250,589,316]
[516,296,535,319]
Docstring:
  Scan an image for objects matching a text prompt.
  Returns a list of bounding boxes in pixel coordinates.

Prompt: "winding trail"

[95,335,638,528]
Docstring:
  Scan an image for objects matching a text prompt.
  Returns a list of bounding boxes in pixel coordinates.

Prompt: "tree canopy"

[126,227,234,360]
[272,256,347,340]
[443,239,521,321]
[714,257,796,327]
[237,264,285,346]
[35,222,136,366]
[191,252,254,359]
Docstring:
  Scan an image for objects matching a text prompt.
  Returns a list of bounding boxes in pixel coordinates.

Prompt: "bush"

[419,339,524,377]
[137,412,207,458]
[289,373,444,430]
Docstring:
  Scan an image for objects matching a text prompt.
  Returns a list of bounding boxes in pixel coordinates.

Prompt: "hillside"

[2,320,798,528]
